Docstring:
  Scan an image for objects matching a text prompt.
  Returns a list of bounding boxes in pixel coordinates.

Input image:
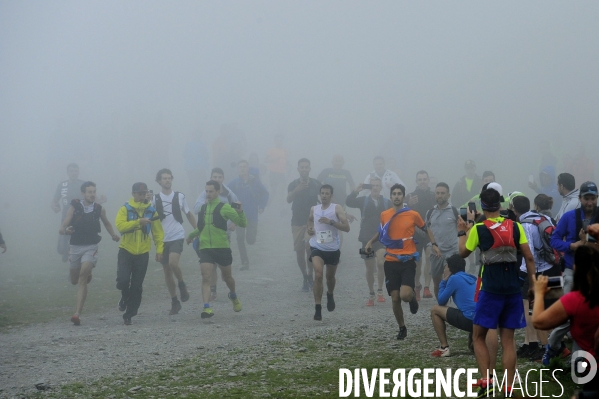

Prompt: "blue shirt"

[551,207,588,269]
[437,272,477,320]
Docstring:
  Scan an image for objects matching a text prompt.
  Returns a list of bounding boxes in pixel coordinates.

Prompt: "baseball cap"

[508,191,526,207]
[464,160,476,169]
[580,181,598,197]
[131,182,148,193]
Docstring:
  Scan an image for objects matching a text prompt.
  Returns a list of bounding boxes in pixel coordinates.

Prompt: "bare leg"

[423,247,432,288]
[432,275,442,299]
[487,328,499,373]
[431,305,449,347]
[364,258,376,293]
[473,325,491,379]
[200,263,214,304]
[375,249,386,291]
[75,262,93,315]
[162,264,177,298]
[500,328,517,387]
[218,265,236,294]
[305,242,313,277]
[325,264,338,295]
[523,299,537,345]
[390,290,404,327]
[295,250,307,276]
[70,268,80,285]
[169,252,183,282]
[312,258,325,304]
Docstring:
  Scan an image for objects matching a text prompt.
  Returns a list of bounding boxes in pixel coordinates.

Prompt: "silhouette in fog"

[363,156,406,200]
[115,182,164,326]
[0,229,5,253]
[317,155,355,207]
[529,166,561,216]
[287,158,321,292]
[451,160,482,210]
[184,131,209,198]
[59,181,120,326]
[213,124,246,180]
[228,160,269,271]
[51,164,85,262]
[265,134,289,210]
[152,169,196,316]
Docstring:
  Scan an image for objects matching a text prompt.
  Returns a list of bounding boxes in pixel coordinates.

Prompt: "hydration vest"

[479,218,518,265]
[70,199,102,245]
[378,207,416,249]
[124,203,156,235]
[154,192,184,224]
[196,202,227,234]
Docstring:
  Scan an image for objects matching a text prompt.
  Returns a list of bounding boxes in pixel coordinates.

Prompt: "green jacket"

[188,197,247,249]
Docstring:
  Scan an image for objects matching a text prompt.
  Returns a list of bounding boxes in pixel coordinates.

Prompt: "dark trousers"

[116,248,149,318]
[235,219,258,265]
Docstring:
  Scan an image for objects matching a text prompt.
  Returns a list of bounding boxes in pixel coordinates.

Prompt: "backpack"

[154,192,184,224]
[378,207,415,249]
[521,213,562,267]
[425,206,459,225]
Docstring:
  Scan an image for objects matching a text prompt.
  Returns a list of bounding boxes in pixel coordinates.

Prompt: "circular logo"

[571,350,597,385]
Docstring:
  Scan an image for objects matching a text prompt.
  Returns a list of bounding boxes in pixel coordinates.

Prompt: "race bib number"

[317,230,333,244]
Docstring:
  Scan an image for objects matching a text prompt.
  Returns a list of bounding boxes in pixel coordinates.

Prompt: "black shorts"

[446,307,473,333]
[520,263,561,305]
[160,239,184,266]
[383,259,416,295]
[360,241,384,259]
[309,247,340,266]
[198,248,233,266]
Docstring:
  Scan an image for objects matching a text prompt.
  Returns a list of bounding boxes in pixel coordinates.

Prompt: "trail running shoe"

[301,277,309,292]
[70,314,81,326]
[476,383,494,398]
[169,300,182,315]
[201,307,214,319]
[517,343,532,358]
[409,295,419,314]
[228,293,242,312]
[377,290,386,302]
[118,296,126,312]
[397,326,407,340]
[423,286,433,298]
[366,296,375,307]
[326,292,335,311]
[314,305,322,321]
[431,346,450,357]
[123,315,132,326]
[178,281,189,302]
[542,344,561,366]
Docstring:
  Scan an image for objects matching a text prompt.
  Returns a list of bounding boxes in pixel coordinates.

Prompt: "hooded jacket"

[556,189,580,221]
[551,207,587,270]
[115,199,164,255]
[437,271,477,320]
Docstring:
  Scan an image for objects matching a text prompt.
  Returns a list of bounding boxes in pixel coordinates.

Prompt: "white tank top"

[309,203,340,251]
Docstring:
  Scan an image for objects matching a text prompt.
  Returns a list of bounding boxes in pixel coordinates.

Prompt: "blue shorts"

[473,291,525,330]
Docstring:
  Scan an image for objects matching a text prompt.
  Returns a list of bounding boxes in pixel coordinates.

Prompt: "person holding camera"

[545,181,599,364]
[365,184,441,340]
[186,180,247,319]
[345,177,391,306]
[458,187,536,398]
[533,245,599,393]
[115,182,164,326]
[307,184,350,321]
[362,156,405,200]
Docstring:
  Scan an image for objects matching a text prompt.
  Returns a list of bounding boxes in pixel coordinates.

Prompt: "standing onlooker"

[452,160,483,209]
[52,164,85,262]
[363,156,406,200]
[228,160,269,270]
[555,173,580,221]
[317,155,356,207]
[115,182,164,325]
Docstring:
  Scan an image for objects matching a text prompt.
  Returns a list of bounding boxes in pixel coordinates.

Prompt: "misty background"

[1,1,598,259]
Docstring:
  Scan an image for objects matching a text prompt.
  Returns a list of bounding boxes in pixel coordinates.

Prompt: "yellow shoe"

[201,307,214,319]
[228,293,242,312]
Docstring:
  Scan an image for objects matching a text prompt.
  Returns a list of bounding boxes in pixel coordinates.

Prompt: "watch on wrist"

[329,220,335,226]
[458,231,467,237]
[431,242,438,247]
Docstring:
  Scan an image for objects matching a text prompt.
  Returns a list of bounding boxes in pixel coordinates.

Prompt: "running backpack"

[378,207,415,249]
[521,214,562,267]
[425,206,459,225]
[124,203,156,235]
[154,192,184,224]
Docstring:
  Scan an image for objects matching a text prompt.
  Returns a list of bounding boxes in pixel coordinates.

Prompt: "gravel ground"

[0,212,440,398]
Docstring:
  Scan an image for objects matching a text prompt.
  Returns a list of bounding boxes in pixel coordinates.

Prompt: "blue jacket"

[228,175,269,222]
[437,271,477,320]
[551,207,585,269]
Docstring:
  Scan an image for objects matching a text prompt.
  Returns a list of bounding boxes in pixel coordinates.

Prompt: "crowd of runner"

[10,140,592,397]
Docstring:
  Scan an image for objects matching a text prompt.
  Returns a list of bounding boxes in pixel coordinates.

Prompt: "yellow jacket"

[115,198,164,255]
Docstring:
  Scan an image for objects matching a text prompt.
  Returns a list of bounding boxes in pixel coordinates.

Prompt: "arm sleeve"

[465,225,479,252]
[150,212,165,253]
[53,183,62,202]
[436,278,454,306]
[115,206,141,234]
[550,215,573,253]
[224,204,248,227]
[414,212,426,229]
[228,189,239,204]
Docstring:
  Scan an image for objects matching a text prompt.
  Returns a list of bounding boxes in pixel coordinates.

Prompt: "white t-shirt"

[153,191,190,242]
[363,170,406,200]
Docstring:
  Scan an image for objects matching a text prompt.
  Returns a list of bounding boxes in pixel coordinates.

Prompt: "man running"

[307,184,350,320]
[346,177,390,305]
[59,181,120,325]
[52,164,85,262]
[363,156,406,200]
[186,180,247,318]
[228,160,269,270]
[153,168,196,315]
[193,167,239,300]
[287,158,321,291]
[365,184,441,340]
[115,182,164,325]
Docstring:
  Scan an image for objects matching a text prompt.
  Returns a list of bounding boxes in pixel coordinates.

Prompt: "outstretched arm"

[100,208,120,242]
[59,206,75,235]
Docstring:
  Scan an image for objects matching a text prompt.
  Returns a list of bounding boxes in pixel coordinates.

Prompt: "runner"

[317,155,355,207]
[345,177,390,305]
[59,181,120,325]
[287,158,321,291]
[228,160,269,271]
[193,167,239,300]
[115,182,164,326]
[407,170,436,300]
[52,164,85,262]
[365,184,441,340]
[363,156,405,200]
[307,184,350,320]
[185,180,247,318]
[153,169,196,315]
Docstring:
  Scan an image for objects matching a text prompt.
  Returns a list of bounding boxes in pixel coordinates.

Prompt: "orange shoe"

[366,296,375,307]
[376,290,386,302]
[70,314,81,326]
[423,287,433,299]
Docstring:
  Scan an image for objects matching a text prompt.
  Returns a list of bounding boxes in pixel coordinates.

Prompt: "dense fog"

[1,1,598,257]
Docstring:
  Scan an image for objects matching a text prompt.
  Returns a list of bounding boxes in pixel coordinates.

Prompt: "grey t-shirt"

[53,179,85,220]
[426,204,459,254]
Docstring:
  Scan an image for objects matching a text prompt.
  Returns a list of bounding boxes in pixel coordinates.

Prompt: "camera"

[231,202,241,210]
[359,248,374,258]
[362,184,372,190]
[547,276,563,289]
